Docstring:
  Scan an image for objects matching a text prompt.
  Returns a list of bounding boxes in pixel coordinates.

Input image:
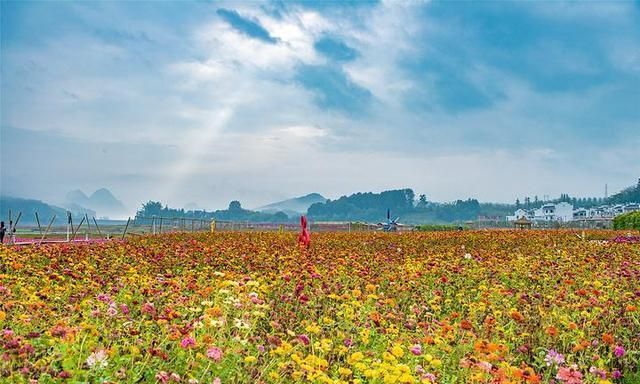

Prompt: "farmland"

[1,230,639,383]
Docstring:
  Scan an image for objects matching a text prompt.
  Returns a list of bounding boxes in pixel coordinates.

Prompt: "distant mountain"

[89,188,125,213]
[0,196,91,225]
[65,189,90,207]
[257,193,328,216]
[65,188,126,218]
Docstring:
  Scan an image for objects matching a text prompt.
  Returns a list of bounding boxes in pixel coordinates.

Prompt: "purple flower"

[180,337,196,349]
[545,349,565,366]
[589,366,606,379]
[612,370,622,379]
[410,344,422,356]
[614,345,625,358]
[297,334,310,346]
[96,293,111,303]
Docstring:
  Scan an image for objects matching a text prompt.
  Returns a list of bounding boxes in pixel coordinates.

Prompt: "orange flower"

[510,310,525,322]
[571,339,590,353]
[602,333,615,345]
[545,326,558,337]
[460,319,473,330]
[626,304,637,312]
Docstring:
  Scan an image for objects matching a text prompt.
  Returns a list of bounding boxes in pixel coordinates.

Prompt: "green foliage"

[613,211,640,230]
[608,179,640,205]
[307,189,415,222]
[137,200,291,223]
[414,224,462,231]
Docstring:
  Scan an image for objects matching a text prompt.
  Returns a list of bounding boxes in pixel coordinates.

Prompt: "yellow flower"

[305,323,322,335]
[391,345,404,358]
[372,369,385,379]
[348,352,364,365]
[398,373,414,383]
[269,372,280,380]
[0,311,5,322]
[244,356,257,363]
[338,367,352,377]
[383,351,397,361]
[383,374,399,384]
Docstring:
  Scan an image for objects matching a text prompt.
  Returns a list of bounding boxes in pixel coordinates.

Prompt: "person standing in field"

[0,222,6,244]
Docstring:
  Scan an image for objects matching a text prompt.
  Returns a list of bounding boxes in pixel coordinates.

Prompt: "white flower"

[233,318,251,329]
[86,349,108,369]
[464,253,472,260]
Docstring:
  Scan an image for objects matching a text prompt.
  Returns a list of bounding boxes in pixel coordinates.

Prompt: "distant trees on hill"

[608,179,640,205]
[137,200,291,223]
[307,189,415,222]
[135,178,640,225]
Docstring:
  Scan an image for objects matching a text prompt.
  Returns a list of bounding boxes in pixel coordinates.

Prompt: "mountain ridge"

[256,193,328,216]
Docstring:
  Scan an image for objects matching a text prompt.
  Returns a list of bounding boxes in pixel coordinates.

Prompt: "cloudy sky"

[1,0,639,213]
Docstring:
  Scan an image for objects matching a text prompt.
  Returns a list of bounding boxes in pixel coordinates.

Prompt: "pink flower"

[141,302,156,315]
[155,371,170,384]
[57,371,72,379]
[180,336,196,349]
[207,346,223,362]
[556,365,583,384]
[106,303,118,317]
[477,361,492,372]
[298,334,310,346]
[410,344,422,356]
[213,378,221,384]
[614,345,625,358]
[422,373,436,382]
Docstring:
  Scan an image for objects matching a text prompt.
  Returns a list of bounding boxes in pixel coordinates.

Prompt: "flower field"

[1,230,639,383]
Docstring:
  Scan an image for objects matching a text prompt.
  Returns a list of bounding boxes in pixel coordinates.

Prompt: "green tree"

[228,201,242,211]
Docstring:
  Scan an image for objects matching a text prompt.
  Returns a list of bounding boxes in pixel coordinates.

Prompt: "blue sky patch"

[217,8,277,43]
[314,36,359,62]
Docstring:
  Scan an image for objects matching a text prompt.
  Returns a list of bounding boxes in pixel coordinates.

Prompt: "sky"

[1,0,639,213]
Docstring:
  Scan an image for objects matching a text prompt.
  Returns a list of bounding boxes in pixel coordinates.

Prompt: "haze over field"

[1,1,639,211]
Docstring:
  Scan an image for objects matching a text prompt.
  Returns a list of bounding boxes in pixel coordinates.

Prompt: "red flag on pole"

[298,215,310,248]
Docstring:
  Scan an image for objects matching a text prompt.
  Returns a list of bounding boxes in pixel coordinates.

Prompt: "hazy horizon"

[2,1,639,212]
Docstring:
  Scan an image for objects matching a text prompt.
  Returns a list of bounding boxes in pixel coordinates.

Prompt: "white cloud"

[2,1,638,210]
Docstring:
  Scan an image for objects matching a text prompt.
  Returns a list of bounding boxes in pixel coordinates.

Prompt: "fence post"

[85,214,90,241]
[122,217,131,240]
[67,212,72,242]
[93,217,103,239]
[40,215,56,244]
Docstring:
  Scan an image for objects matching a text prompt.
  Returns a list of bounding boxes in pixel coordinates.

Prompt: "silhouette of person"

[0,221,5,244]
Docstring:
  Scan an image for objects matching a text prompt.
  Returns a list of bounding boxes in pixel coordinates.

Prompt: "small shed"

[513,216,532,230]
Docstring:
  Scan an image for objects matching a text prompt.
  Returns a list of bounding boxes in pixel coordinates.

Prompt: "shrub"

[613,211,640,230]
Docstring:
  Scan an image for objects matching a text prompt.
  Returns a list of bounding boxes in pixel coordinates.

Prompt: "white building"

[508,202,639,223]
[507,202,573,222]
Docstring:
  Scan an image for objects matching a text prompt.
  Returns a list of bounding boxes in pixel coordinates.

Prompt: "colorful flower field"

[1,230,639,383]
